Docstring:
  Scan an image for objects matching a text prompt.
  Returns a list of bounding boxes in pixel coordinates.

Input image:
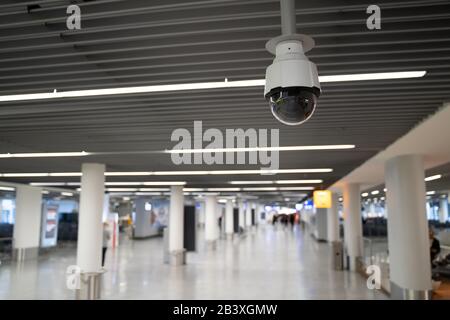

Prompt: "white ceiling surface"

[331,101,450,191]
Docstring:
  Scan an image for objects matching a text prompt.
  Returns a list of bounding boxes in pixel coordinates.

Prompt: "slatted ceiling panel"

[0,0,449,197]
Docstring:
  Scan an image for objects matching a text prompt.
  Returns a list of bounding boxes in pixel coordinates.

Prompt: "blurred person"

[102,222,111,267]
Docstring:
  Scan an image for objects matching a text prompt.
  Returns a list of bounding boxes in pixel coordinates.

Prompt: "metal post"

[280,0,296,35]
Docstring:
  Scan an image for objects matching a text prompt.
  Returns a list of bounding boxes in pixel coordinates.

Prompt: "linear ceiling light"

[278,187,314,191]
[426,191,436,195]
[229,180,322,184]
[166,145,355,153]
[61,192,74,197]
[206,188,241,192]
[243,187,278,191]
[319,71,426,82]
[0,71,425,102]
[1,168,332,178]
[0,186,15,191]
[425,174,442,182]
[0,151,89,158]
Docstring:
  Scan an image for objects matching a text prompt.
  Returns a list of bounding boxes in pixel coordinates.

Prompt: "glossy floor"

[0,224,386,299]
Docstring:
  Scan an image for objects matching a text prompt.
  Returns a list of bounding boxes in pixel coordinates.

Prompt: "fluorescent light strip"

[275,180,322,184]
[166,145,355,154]
[183,188,205,192]
[229,180,322,184]
[2,168,332,178]
[0,186,15,191]
[0,151,89,158]
[425,174,442,182]
[319,71,426,82]
[229,181,273,185]
[426,191,436,195]
[61,192,73,197]
[206,188,241,192]
[371,190,380,195]
[243,187,278,191]
[0,72,426,102]
[278,187,314,191]
[361,192,369,197]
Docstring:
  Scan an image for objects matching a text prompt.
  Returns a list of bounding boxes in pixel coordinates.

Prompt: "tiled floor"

[0,224,386,299]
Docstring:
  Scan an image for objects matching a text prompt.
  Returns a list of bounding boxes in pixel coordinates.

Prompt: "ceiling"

[0,0,450,200]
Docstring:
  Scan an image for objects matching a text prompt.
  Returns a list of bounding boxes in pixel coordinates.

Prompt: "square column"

[327,192,340,243]
[385,154,432,299]
[76,163,105,300]
[205,195,217,249]
[343,183,363,271]
[168,185,185,266]
[246,201,253,227]
[13,185,42,261]
[225,199,234,239]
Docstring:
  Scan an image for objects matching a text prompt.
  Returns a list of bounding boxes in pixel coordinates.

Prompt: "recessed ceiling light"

[61,192,73,197]
[426,191,436,195]
[0,72,425,102]
[361,192,369,197]
[371,190,380,195]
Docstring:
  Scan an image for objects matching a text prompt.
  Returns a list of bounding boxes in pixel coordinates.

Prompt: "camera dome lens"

[268,87,318,125]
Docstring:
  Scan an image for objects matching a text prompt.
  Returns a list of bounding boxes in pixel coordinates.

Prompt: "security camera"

[264,0,321,126]
[264,35,321,126]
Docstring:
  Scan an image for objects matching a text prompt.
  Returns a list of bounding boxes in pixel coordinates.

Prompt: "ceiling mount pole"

[280,0,296,35]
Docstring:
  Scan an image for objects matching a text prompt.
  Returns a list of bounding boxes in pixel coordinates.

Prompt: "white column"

[327,192,340,243]
[238,200,245,229]
[205,195,217,247]
[168,185,185,264]
[343,183,362,271]
[246,201,252,227]
[198,201,205,227]
[385,155,431,299]
[439,198,449,223]
[225,200,234,238]
[76,163,105,273]
[13,185,42,260]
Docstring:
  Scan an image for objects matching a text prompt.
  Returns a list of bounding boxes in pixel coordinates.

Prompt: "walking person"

[102,222,111,267]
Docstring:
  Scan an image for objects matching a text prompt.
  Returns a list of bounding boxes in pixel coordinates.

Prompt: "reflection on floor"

[0,224,387,299]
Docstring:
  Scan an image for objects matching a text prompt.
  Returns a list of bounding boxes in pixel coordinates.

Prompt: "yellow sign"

[313,190,332,208]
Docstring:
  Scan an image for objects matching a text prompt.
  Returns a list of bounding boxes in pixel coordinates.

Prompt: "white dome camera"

[264,0,321,126]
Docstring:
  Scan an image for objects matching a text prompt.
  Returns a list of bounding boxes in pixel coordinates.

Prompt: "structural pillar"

[13,185,42,261]
[246,201,252,227]
[205,195,217,249]
[343,183,363,271]
[238,200,245,230]
[168,185,185,266]
[225,200,234,239]
[439,197,448,223]
[198,200,205,227]
[327,192,340,243]
[76,163,105,300]
[385,154,432,299]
